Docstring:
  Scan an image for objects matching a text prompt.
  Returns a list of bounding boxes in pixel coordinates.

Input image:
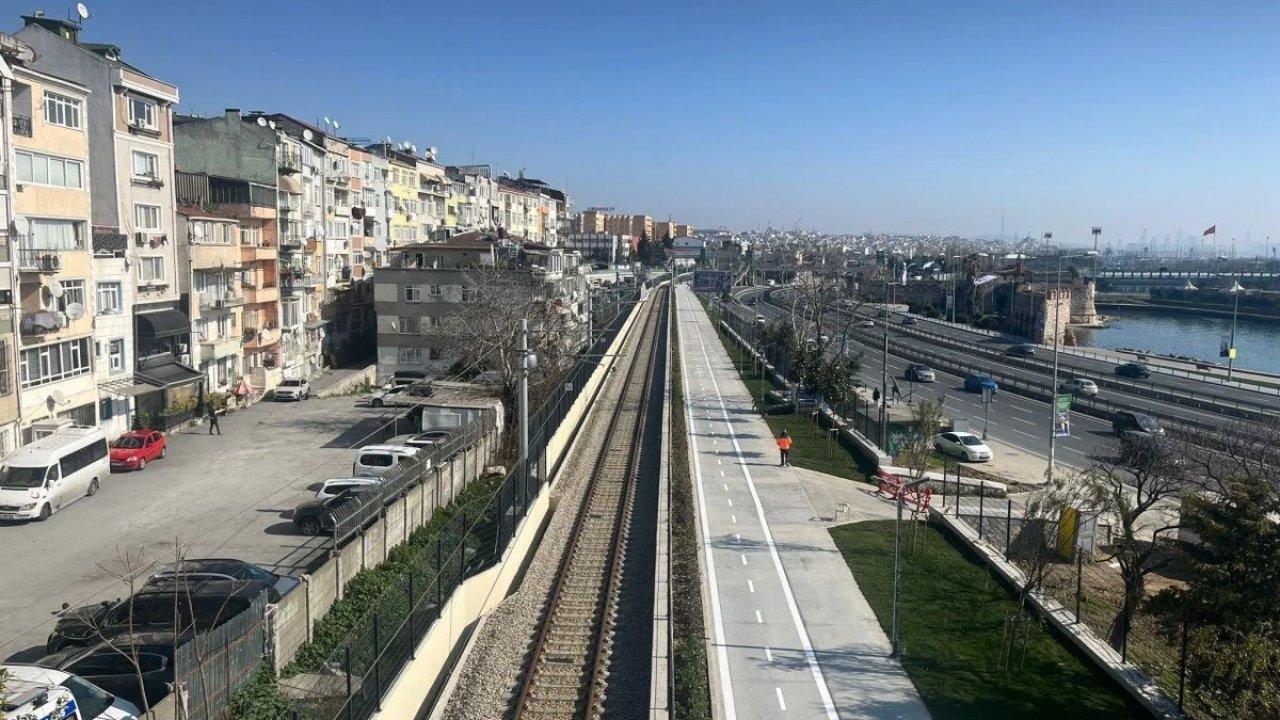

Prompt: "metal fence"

[174,589,269,720]
[285,288,641,720]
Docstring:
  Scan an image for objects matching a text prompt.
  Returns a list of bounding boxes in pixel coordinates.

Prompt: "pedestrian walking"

[206,401,221,435]
[777,429,792,467]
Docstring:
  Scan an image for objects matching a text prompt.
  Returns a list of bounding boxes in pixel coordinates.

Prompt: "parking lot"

[0,395,403,661]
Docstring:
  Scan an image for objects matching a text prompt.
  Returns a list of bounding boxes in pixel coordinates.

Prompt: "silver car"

[1059,377,1099,397]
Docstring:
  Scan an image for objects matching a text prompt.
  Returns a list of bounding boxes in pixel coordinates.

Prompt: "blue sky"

[31,1,1280,247]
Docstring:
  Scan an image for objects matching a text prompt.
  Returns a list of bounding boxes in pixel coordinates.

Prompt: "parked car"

[368,382,433,408]
[2,663,141,720]
[47,578,266,653]
[36,633,178,713]
[292,487,377,536]
[859,319,876,328]
[905,363,936,383]
[1005,344,1037,358]
[143,558,299,604]
[1115,362,1151,379]
[1059,377,1099,397]
[964,374,999,393]
[1111,411,1164,438]
[109,431,166,472]
[0,426,108,522]
[934,431,993,462]
[314,477,382,501]
[389,429,455,452]
[353,445,423,478]
[273,378,310,401]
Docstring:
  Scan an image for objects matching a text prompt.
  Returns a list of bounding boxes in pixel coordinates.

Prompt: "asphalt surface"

[734,286,1277,436]
[679,286,931,720]
[0,396,404,661]
[722,295,1120,475]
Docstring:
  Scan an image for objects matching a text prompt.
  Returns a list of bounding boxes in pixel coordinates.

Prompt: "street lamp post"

[890,475,929,657]
[1227,281,1245,381]
[1046,247,1097,485]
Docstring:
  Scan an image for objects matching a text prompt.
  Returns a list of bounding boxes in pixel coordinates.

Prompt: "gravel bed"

[442,324,647,719]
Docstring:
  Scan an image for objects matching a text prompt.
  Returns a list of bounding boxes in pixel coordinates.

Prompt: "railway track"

[514,286,667,719]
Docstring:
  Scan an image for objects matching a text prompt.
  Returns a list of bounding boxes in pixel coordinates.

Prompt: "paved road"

[0,396,402,660]
[740,286,1280,427]
[724,297,1119,475]
[678,285,931,719]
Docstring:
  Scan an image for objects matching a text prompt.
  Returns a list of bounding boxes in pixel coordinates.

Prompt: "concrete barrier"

[314,365,378,398]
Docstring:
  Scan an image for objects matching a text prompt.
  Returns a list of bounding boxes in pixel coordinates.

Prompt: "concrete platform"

[676,285,931,720]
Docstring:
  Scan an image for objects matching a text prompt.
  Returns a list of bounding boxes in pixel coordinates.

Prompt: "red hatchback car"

[110,430,167,471]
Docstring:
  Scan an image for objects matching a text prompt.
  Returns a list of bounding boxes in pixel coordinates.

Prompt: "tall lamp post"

[1046,247,1097,485]
[1227,280,1245,381]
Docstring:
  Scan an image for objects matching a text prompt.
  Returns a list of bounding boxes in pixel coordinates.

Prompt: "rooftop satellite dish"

[269,120,277,129]
[48,280,65,299]
[13,217,29,236]
[76,3,90,20]
[333,121,340,129]
[384,136,392,145]
[192,223,206,239]
[65,302,85,320]
[256,117,268,126]
[323,116,331,126]
[303,128,314,141]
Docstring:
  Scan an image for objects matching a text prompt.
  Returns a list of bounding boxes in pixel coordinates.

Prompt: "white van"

[0,426,109,521]
[2,664,140,719]
[352,445,423,479]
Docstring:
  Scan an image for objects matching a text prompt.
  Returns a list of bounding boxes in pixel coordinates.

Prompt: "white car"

[1059,377,1099,397]
[934,431,993,462]
[315,477,382,500]
[859,319,876,328]
[274,378,310,401]
[369,382,433,408]
[2,663,141,719]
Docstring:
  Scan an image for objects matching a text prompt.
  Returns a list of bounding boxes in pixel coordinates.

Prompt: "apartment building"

[563,233,629,266]
[417,156,447,241]
[447,164,499,234]
[605,213,654,244]
[575,209,607,234]
[653,220,677,243]
[9,63,100,439]
[675,223,694,237]
[0,38,24,452]
[17,14,197,434]
[372,233,586,380]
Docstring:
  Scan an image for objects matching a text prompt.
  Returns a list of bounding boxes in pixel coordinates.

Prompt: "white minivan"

[0,426,109,522]
[352,445,423,479]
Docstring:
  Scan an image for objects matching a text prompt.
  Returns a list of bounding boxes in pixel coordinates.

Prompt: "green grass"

[830,521,1149,720]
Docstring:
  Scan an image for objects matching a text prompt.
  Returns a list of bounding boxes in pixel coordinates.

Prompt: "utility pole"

[1047,236,1061,486]
[519,319,534,492]
[880,262,892,448]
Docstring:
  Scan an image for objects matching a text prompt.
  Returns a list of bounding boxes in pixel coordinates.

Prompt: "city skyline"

[21,0,1280,242]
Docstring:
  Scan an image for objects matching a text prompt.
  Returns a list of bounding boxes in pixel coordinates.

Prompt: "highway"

[721,296,1118,476]
[735,286,1276,437]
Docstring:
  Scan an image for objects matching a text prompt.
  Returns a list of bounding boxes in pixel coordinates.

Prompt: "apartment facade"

[0,36,25,452]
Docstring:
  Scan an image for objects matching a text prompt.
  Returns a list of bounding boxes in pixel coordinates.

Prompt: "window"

[429,348,442,360]
[282,300,301,327]
[15,151,83,189]
[134,204,162,232]
[108,339,125,374]
[397,347,426,365]
[138,257,165,284]
[460,286,474,303]
[240,225,262,247]
[29,219,84,250]
[398,316,417,334]
[188,219,233,244]
[96,282,122,315]
[0,339,10,396]
[429,284,442,298]
[403,285,423,303]
[131,150,159,178]
[128,96,158,130]
[19,337,93,388]
[57,279,85,314]
[59,438,107,477]
[43,91,81,129]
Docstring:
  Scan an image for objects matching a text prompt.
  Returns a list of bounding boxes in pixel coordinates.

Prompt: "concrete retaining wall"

[376,288,655,720]
[315,365,378,398]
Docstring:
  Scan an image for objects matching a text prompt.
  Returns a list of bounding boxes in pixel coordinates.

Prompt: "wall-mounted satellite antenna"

[12,216,30,237]
[332,121,340,130]
[192,224,206,240]
[256,117,268,127]
[303,128,314,142]
[65,302,85,321]
[323,116,331,126]
[48,280,65,299]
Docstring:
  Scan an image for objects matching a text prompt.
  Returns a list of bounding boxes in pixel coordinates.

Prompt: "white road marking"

[741,554,747,565]
[1012,416,1037,426]
[723,483,729,491]
[776,688,787,711]
[748,580,755,593]
[727,498,734,507]
[1009,427,1036,439]
[764,646,773,662]
[733,532,741,543]
[755,610,763,624]
[720,469,726,477]
[731,514,737,524]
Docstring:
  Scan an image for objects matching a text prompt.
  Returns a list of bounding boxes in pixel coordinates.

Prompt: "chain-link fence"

[280,288,641,720]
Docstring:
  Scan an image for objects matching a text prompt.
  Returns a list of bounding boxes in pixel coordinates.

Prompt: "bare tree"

[1078,437,1187,650]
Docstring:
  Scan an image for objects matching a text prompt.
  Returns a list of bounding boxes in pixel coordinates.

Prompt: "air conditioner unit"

[135,232,148,246]
[176,342,189,355]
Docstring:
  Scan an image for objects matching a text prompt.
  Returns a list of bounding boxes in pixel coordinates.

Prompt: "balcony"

[328,205,351,218]
[279,150,302,174]
[198,289,245,310]
[17,248,71,274]
[241,243,277,262]
[281,273,319,292]
[243,283,280,305]
[199,334,241,362]
[244,326,280,350]
[12,115,32,138]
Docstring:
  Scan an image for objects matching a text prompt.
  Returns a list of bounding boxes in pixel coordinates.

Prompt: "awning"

[136,309,191,339]
[305,318,327,330]
[278,174,303,194]
[136,361,203,389]
[98,378,156,398]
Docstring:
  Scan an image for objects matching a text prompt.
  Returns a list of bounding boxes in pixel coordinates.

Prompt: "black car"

[1116,362,1151,379]
[39,632,179,710]
[292,487,376,536]
[47,578,266,653]
[1005,344,1037,358]
[143,558,300,603]
[1111,411,1163,438]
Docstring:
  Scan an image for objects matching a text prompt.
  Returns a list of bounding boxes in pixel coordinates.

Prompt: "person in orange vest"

[777,429,792,467]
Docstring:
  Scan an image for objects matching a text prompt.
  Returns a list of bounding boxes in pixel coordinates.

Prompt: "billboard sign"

[1054,393,1072,437]
[693,270,732,294]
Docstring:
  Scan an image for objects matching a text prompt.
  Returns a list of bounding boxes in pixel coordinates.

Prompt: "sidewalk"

[678,285,930,720]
